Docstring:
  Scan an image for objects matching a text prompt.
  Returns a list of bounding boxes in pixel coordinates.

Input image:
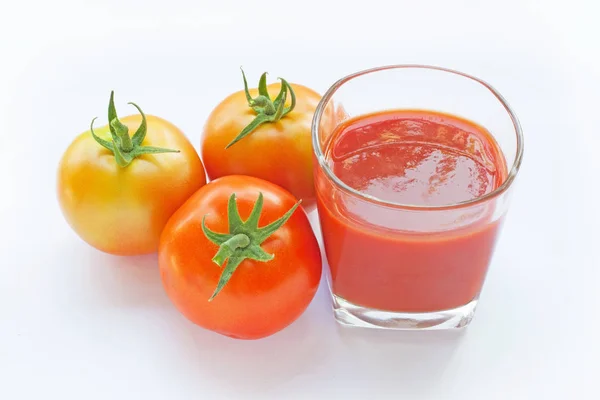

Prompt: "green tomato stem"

[212,234,251,266]
[110,118,133,152]
[225,68,297,149]
[88,91,180,167]
[201,192,301,301]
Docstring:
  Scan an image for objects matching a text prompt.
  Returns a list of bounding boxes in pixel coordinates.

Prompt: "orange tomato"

[159,175,322,339]
[57,92,206,255]
[201,70,322,209]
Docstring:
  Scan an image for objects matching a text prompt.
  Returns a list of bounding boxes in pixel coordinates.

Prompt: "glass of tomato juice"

[312,65,524,330]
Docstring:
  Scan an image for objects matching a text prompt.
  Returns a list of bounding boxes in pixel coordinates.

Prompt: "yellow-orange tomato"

[201,71,321,209]
[58,96,206,256]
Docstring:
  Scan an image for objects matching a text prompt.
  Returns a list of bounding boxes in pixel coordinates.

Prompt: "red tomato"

[158,175,322,339]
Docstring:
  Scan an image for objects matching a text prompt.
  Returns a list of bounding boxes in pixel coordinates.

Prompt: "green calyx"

[90,91,179,167]
[225,68,297,149]
[201,192,301,301]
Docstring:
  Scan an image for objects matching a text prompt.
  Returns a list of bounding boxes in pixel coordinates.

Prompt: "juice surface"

[316,110,507,312]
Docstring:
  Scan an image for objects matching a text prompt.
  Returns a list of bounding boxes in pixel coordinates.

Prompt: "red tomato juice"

[315,110,508,312]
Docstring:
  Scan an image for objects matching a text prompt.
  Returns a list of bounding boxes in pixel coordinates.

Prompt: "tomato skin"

[201,82,321,209]
[158,175,322,340]
[57,114,206,255]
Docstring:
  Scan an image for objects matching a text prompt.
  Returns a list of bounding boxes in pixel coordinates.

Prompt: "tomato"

[201,70,322,209]
[57,92,206,256]
[158,175,322,340]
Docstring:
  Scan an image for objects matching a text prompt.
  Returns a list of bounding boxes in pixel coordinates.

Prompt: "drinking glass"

[312,65,524,330]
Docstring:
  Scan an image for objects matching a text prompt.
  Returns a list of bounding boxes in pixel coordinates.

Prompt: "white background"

[1,0,598,398]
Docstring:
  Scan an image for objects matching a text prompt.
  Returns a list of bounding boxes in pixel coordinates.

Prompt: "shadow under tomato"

[60,243,171,310]
[191,317,332,394]
[170,275,336,396]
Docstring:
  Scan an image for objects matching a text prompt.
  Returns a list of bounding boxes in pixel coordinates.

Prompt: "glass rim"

[311,64,524,212]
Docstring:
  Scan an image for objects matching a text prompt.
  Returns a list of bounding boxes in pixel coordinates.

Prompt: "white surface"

[1,1,598,398]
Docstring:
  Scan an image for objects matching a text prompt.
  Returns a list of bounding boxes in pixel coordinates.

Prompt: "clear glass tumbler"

[312,65,524,330]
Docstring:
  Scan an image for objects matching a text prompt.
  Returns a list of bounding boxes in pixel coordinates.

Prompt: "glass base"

[332,294,478,330]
